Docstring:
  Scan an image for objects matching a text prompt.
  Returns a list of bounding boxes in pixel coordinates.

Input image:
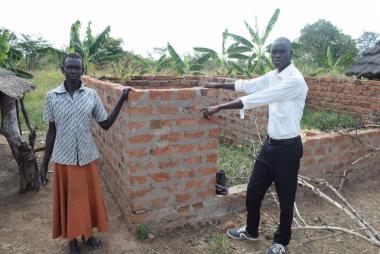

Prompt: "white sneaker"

[266,243,286,254]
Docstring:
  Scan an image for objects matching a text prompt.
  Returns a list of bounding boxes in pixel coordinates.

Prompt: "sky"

[2,0,380,58]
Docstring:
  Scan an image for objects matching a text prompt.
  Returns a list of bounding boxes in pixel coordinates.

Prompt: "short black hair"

[62,53,84,67]
[273,37,292,50]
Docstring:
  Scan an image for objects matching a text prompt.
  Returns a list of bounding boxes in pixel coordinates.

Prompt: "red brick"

[129,149,147,158]
[207,141,218,149]
[131,203,145,212]
[186,180,203,189]
[176,119,197,126]
[130,175,148,185]
[198,143,207,151]
[127,107,153,115]
[128,91,144,101]
[185,156,202,164]
[208,128,219,138]
[128,164,140,173]
[131,188,152,198]
[184,131,204,139]
[158,105,178,114]
[200,167,216,176]
[175,170,195,178]
[176,193,191,202]
[151,197,168,208]
[150,120,172,129]
[177,144,196,153]
[207,154,217,163]
[159,160,178,169]
[150,145,172,156]
[176,90,197,100]
[150,172,170,182]
[129,134,154,143]
[314,147,325,156]
[149,90,172,100]
[192,202,204,209]
[197,189,214,199]
[160,132,182,142]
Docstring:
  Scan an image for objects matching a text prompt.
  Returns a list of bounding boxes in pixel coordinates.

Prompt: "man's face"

[271,41,292,70]
[62,57,83,83]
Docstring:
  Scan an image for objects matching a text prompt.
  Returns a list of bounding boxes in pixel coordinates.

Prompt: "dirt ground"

[1,135,379,254]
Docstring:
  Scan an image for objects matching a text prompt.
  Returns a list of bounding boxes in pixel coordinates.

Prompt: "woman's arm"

[39,121,56,184]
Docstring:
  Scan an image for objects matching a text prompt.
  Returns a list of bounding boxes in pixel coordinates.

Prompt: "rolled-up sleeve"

[92,91,108,123]
[234,72,271,94]
[43,93,54,122]
[239,78,303,110]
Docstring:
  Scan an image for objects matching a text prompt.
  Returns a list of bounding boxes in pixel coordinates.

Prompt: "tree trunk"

[0,92,39,193]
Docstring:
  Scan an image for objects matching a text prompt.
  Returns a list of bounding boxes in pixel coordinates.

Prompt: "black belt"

[266,135,300,145]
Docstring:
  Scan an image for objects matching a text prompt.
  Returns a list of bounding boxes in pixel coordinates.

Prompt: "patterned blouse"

[43,82,108,166]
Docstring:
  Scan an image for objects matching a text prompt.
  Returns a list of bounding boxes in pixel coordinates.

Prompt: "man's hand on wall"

[200,105,220,119]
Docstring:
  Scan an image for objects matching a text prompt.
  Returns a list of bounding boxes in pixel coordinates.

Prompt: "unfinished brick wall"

[301,128,380,177]
[83,76,222,230]
[82,75,379,231]
[305,77,380,123]
[124,75,268,144]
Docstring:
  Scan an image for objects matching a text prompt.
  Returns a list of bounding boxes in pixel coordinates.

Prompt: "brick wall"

[301,128,380,177]
[305,77,380,123]
[83,76,221,230]
[82,75,379,231]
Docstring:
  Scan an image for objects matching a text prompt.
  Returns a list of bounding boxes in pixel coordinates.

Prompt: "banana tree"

[0,29,33,79]
[227,8,280,77]
[68,20,111,74]
[310,46,352,76]
[193,29,248,75]
[167,43,203,75]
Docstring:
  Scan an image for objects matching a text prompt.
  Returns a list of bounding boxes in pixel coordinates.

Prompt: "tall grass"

[23,69,64,132]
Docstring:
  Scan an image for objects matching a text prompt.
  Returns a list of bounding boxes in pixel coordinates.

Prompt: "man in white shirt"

[201,37,308,254]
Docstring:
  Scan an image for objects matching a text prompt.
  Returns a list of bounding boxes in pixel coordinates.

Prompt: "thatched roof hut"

[0,68,35,99]
[346,41,380,80]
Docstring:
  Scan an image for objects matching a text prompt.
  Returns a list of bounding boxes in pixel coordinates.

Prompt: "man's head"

[61,53,84,83]
[271,37,292,71]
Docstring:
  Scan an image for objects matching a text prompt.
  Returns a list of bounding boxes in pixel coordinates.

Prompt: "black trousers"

[245,136,303,246]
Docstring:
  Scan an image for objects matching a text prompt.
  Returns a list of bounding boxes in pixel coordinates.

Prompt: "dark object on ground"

[216,170,229,195]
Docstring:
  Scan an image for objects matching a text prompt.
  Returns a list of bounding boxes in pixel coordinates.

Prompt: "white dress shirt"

[234,63,308,139]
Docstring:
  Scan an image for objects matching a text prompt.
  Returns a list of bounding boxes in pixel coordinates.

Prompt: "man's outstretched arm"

[201,100,243,119]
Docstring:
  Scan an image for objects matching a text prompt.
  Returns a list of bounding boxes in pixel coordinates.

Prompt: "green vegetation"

[301,109,363,132]
[137,224,150,240]
[22,69,63,132]
[226,8,280,76]
[210,233,233,254]
[217,142,254,186]
[295,19,358,76]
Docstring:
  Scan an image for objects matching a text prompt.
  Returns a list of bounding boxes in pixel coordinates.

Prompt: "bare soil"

[1,135,379,254]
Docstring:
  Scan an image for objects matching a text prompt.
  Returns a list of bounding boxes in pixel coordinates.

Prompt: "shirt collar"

[52,80,85,94]
[275,63,294,79]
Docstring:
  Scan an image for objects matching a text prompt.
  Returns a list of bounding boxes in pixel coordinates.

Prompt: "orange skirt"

[52,161,108,240]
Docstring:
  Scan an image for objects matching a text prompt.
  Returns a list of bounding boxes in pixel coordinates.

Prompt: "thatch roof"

[346,41,380,80]
[0,68,35,99]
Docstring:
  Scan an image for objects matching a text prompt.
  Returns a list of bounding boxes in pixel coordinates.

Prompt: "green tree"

[357,31,380,53]
[194,29,246,75]
[17,34,52,71]
[0,29,33,78]
[226,8,280,77]
[68,20,114,74]
[166,43,203,75]
[297,19,358,68]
